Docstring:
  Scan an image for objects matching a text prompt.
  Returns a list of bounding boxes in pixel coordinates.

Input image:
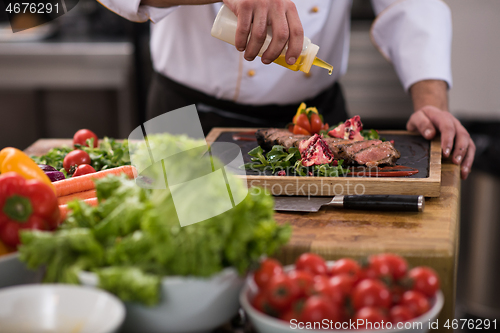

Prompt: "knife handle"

[342,195,424,212]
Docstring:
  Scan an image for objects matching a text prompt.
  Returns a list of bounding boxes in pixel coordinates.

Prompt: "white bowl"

[79,267,245,333]
[0,284,125,333]
[240,263,444,333]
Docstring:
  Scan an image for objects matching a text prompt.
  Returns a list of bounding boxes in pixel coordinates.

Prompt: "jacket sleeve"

[370,0,453,91]
[97,0,177,23]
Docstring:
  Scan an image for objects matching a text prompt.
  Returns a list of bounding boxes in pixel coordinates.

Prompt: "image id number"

[444,319,497,330]
[6,2,59,14]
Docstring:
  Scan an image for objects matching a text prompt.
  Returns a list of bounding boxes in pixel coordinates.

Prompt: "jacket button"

[247,69,256,77]
[311,6,319,13]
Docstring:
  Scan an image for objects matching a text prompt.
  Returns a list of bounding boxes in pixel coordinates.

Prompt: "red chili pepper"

[0,172,60,247]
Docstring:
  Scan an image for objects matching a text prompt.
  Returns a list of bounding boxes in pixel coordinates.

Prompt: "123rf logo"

[1,0,78,32]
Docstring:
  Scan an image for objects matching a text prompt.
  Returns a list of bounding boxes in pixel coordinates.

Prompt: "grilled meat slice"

[336,140,382,163]
[353,141,401,167]
[256,128,308,151]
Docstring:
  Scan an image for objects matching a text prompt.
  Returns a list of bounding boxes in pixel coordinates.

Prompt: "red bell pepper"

[0,172,60,248]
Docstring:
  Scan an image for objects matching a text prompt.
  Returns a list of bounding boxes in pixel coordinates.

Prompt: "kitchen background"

[0,0,499,328]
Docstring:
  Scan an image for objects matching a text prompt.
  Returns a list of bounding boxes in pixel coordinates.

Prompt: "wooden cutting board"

[206,128,442,197]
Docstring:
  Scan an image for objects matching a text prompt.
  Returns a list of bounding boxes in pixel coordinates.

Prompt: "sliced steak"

[353,141,401,167]
[254,128,400,167]
[256,128,307,151]
[336,140,382,163]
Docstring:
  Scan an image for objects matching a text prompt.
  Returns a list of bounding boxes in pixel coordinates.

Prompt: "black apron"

[147,72,349,135]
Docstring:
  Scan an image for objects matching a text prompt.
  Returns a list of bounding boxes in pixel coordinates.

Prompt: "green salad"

[19,134,291,306]
[31,137,131,174]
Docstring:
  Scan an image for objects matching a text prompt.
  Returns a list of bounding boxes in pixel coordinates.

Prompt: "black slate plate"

[212,132,430,178]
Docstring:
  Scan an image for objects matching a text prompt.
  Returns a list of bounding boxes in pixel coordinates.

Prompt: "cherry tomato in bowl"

[241,254,444,333]
[73,129,98,148]
[253,258,283,290]
[63,150,91,173]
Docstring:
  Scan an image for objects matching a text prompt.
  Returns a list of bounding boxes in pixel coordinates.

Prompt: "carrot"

[59,197,98,221]
[54,165,136,197]
[58,189,97,205]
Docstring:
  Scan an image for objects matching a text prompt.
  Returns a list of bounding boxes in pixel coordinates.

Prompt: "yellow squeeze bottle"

[211,5,333,75]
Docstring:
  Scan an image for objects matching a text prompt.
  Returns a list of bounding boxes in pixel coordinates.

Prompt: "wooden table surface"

[22,138,460,331]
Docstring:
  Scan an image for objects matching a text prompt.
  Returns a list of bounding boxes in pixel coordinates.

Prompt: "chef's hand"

[223,0,304,66]
[407,80,475,180]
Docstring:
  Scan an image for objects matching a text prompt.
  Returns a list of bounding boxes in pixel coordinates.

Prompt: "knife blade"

[273,195,424,212]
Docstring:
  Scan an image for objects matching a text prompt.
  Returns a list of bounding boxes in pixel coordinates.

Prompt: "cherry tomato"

[390,284,405,305]
[366,255,392,280]
[400,290,430,317]
[292,124,311,136]
[370,253,408,281]
[287,270,314,297]
[294,113,312,133]
[352,279,391,310]
[254,258,283,289]
[330,258,361,279]
[280,308,298,322]
[295,253,329,276]
[408,267,440,297]
[72,164,96,177]
[353,307,388,329]
[309,113,323,134]
[266,274,300,310]
[329,274,355,299]
[322,122,329,131]
[63,150,91,173]
[73,129,98,148]
[298,295,341,323]
[311,275,343,305]
[390,305,415,323]
[252,292,279,317]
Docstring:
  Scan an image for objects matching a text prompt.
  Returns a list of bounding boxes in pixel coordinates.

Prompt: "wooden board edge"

[428,137,442,193]
[241,175,442,197]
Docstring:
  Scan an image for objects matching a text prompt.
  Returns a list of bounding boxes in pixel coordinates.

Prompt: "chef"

[98,0,475,179]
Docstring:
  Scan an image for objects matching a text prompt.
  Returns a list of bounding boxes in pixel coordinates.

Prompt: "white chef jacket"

[98,0,452,106]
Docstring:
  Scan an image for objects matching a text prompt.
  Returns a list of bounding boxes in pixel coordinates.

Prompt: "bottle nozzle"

[312,57,333,75]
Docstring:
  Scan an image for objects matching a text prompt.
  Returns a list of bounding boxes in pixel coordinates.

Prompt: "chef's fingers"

[244,6,268,61]
[423,107,455,158]
[233,0,253,52]
[284,3,303,65]
[261,4,289,64]
[450,119,471,165]
[406,110,436,140]
[461,137,476,180]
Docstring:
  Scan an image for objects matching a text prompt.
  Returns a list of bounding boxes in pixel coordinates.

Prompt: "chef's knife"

[273,195,424,212]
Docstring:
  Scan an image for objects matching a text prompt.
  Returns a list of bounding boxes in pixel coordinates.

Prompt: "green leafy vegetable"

[243,145,349,177]
[361,129,381,141]
[19,134,291,306]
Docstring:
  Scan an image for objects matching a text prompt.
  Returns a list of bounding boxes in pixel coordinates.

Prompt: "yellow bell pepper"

[0,147,55,192]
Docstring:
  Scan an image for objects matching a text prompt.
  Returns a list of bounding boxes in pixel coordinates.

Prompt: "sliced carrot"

[54,165,136,197]
[58,189,97,205]
[59,197,99,222]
